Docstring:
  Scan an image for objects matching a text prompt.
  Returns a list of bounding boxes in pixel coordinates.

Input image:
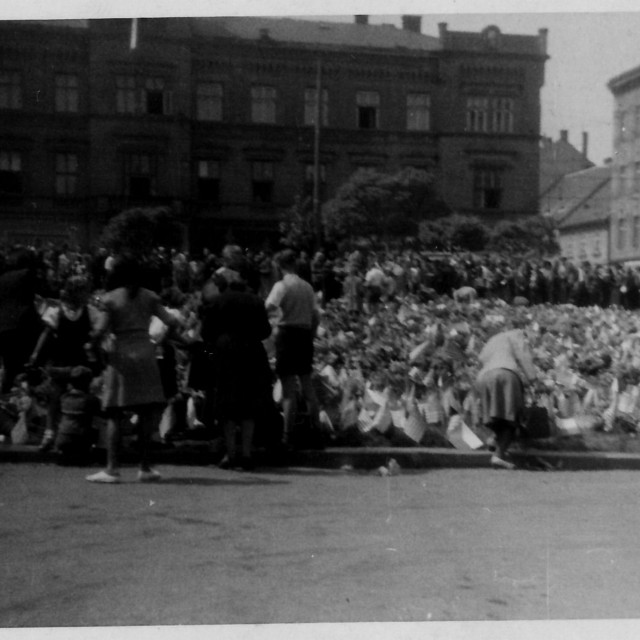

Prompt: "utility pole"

[313,58,323,249]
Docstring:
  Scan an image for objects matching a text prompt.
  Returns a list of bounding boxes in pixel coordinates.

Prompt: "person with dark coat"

[201,278,272,470]
[0,249,44,393]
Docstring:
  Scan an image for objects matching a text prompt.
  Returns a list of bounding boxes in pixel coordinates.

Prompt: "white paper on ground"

[404,402,428,443]
[446,414,484,450]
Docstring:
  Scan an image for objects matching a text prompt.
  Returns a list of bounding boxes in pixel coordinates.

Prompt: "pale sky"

[6,1,640,165]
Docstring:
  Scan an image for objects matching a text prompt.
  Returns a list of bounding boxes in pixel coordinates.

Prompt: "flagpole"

[313,58,323,248]
[130,18,139,51]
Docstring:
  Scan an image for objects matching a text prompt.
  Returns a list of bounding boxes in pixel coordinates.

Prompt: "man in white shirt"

[266,249,320,447]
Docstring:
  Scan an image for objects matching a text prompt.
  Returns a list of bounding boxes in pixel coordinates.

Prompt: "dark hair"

[112,257,144,298]
[277,249,298,272]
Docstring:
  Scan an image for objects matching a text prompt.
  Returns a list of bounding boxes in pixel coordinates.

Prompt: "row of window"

[0,151,506,210]
[616,215,640,251]
[0,69,516,133]
[0,152,312,203]
[563,237,603,261]
[614,162,640,196]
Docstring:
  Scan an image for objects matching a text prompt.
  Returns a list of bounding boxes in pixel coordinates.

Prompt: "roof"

[192,17,441,52]
[441,28,545,56]
[550,166,611,230]
[609,63,640,95]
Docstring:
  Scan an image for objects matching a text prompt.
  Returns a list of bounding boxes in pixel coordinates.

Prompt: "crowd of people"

[1,239,639,479]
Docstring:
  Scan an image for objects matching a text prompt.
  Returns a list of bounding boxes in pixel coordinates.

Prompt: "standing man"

[266,249,320,448]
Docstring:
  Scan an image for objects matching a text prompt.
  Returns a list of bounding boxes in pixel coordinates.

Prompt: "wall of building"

[0,18,547,250]
[609,74,640,263]
[559,227,609,265]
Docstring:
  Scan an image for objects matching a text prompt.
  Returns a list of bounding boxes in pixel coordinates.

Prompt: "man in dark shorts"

[266,249,320,447]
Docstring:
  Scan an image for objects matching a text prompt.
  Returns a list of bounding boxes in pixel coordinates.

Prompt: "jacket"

[477,329,536,385]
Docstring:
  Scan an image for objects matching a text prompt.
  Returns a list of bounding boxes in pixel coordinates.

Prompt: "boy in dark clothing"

[54,366,100,465]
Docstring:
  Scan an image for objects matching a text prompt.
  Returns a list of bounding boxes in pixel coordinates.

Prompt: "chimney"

[355,15,368,26]
[560,129,568,143]
[402,15,422,34]
[538,28,548,55]
[582,132,589,158]
[438,22,448,46]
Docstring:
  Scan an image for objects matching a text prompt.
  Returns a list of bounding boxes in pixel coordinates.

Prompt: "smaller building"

[539,129,593,205]
[549,165,611,264]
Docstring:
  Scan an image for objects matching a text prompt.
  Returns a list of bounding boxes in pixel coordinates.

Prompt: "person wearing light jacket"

[476,323,537,469]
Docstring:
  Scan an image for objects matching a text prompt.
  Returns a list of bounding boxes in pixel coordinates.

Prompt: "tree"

[279,196,318,252]
[419,214,489,252]
[488,216,560,256]
[101,207,183,258]
[322,167,449,242]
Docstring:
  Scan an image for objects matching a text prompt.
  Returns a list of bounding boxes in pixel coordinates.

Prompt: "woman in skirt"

[87,257,182,484]
[476,322,537,469]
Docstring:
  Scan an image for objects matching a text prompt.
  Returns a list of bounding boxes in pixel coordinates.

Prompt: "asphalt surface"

[3,462,640,627]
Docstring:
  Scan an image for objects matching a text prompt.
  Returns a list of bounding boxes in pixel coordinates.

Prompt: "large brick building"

[0,17,548,250]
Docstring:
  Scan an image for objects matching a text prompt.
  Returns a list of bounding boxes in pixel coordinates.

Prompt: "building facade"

[0,17,548,250]
[608,65,640,263]
[550,165,611,265]
[539,129,593,205]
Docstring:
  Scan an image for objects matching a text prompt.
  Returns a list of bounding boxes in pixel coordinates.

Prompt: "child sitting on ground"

[54,366,100,466]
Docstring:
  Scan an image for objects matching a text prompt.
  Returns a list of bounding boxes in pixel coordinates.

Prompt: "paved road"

[2,462,640,627]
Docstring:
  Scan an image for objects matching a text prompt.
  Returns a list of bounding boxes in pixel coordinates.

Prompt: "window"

[0,71,22,110]
[407,93,430,131]
[357,91,379,129]
[116,75,136,114]
[634,216,640,249]
[55,153,78,196]
[124,154,156,198]
[55,74,79,113]
[578,240,587,260]
[615,110,625,143]
[466,97,489,133]
[618,217,627,251]
[252,161,274,203]
[251,86,276,124]
[621,165,628,195]
[304,88,329,127]
[144,77,166,115]
[196,83,223,121]
[473,167,503,210]
[623,110,633,140]
[197,160,220,202]
[466,97,514,133]
[0,151,23,195]
[492,98,514,133]
[593,237,602,257]
[116,76,170,115]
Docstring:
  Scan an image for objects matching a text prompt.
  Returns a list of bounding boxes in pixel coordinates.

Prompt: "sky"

[6,1,640,165]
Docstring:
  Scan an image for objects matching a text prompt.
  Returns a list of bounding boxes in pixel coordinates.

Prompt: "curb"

[4,444,640,471]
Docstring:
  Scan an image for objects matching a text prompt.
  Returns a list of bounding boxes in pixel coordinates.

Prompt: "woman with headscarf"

[86,257,182,483]
[201,275,272,470]
[476,320,537,469]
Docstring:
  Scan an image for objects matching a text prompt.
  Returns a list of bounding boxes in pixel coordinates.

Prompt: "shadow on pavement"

[159,476,290,486]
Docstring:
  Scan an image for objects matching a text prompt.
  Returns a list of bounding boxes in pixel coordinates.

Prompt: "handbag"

[521,404,555,439]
